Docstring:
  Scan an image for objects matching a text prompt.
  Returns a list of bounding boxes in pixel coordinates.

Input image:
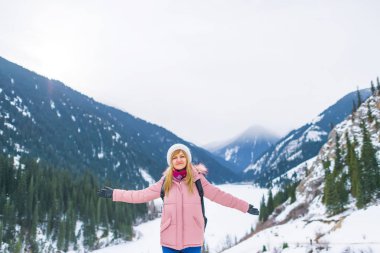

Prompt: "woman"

[98,143,259,253]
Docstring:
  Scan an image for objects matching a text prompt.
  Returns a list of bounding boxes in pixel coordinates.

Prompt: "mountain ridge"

[207,125,279,173]
[244,88,372,186]
[0,56,240,188]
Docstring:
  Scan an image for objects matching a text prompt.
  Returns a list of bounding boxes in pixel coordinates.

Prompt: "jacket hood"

[192,163,208,175]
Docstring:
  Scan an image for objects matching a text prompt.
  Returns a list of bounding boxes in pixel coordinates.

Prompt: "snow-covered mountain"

[225,90,380,252]
[0,56,240,188]
[245,89,371,186]
[206,126,279,172]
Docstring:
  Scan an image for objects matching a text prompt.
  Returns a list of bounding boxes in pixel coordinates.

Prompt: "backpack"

[160,178,208,230]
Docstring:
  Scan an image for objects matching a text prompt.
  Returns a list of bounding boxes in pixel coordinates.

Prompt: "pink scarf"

[173,168,187,181]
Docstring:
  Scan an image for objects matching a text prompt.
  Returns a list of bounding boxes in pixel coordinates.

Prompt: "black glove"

[97,186,114,198]
[247,204,259,215]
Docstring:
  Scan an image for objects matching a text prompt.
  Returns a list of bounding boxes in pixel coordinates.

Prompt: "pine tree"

[356,88,362,108]
[345,133,360,197]
[83,198,97,249]
[333,133,343,176]
[259,195,268,222]
[352,100,357,114]
[31,203,38,240]
[290,183,297,203]
[371,80,376,95]
[0,221,3,248]
[360,121,380,199]
[57,219,66,251]
[26,173,35,230]
[267,189,274,216]
[367,103,374,123]
[3,199,16,242]
[323,171,333,206]
[336,176,348,213]
[65,201,76,250]
[356,177,365,209]
[13,237,23,253]
[377,77,380,95]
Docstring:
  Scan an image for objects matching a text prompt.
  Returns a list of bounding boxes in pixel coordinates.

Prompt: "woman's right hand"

[97,186,114,198]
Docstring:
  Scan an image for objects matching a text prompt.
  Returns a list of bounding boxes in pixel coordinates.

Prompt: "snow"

[10,78,14,84]
[272,156,317,185]
[14,143,29,154]
[93,183,266,253]
[305,129,327,142]
[112,132,121,142]
[9,96,32,118]
[13,154,21,168]
[323,205,380,244]
[114,161,121,169]
[224,146,239,161]
[204,184,266,253]
[50,100,55,109]
[224,205,380,253]
[4,122,16,131]
[285,139,301,156]
[71,115,76,121]
[274,134,295,154]
[287,150,302,161]
[140,168,156,185]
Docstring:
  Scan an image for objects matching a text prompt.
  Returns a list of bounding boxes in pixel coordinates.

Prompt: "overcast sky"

[1,0,380,146]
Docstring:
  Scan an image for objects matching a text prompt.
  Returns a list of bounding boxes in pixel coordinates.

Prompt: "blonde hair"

[163,149,195,195]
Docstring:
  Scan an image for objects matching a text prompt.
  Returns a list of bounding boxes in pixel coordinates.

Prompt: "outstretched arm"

[201,175,258,215]
[100,177,164,204]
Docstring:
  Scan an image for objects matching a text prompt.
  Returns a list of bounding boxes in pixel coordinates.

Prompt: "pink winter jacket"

[112,164,250,250]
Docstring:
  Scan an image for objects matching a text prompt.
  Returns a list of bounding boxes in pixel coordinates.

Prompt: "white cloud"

[1,0,380,145]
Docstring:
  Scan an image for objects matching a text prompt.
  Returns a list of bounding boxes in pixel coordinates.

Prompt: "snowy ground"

[92,183,267,253]
[223,204,380,253]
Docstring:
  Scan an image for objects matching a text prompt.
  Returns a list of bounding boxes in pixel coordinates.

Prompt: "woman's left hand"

[247,204,259,215]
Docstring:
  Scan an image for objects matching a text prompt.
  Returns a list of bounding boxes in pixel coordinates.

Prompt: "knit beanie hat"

[166,143,192,166]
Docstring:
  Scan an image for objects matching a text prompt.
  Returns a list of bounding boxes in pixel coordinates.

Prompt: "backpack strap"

[160,177,208,230]
[195,179,208,229]
[160,177,166,201]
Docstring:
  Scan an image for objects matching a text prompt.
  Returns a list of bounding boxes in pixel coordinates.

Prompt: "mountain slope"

[208,125,279,172]
[0,56,239,188]
[225,89,380,253]
[244,88,371,186]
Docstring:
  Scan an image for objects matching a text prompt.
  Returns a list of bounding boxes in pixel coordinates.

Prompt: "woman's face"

[172,150,187,170]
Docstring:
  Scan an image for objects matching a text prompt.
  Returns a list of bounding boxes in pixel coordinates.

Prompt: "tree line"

[323,79,380,215]
[0,155,147,252]
[323,121,380,214]
[259,181,298,222]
